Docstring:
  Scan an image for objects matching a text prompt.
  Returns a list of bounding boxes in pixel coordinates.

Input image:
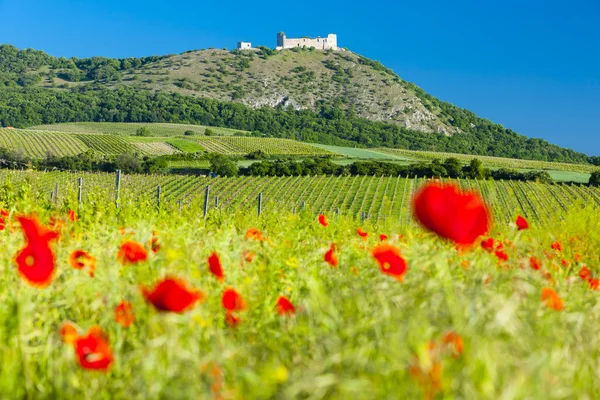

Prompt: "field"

[189,137,332,156]
[3,169,600,227]
[30,122,247,137]
[0,169,599,398]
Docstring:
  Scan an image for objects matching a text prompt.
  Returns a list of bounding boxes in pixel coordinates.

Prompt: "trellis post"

[203,185,210,217]
[54,182,59,206]
[257,192,263,217]
[156,185,162,207]
[77,177,83,205]
[115,170,121,208]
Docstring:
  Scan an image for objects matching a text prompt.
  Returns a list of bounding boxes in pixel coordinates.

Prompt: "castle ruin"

[275,32,338,51]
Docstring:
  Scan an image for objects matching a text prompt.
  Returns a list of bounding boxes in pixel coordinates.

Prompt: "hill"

[0,44,595,164]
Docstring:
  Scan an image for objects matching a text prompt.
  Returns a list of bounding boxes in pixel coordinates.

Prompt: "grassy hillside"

[31,122,247,137]
[0,44,594,165]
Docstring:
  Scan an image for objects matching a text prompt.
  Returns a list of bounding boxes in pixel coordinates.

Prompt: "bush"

[204,128,215,136]
[136,127,151,137]
[589,171,600,186]
[207,153,238,177]
[184,130,196,136]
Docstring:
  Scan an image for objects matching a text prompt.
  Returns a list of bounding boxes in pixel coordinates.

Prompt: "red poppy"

[442,331,464,358]
[515,215,528,230]
[242,250,256,263]
[379,234,388,241]
[0,209,9,230]
[494,250,508,262]
[68,209,78,222]
[149,232,161,253]
[371,243,408,282]
[208,251,224,282]
[561,259,569,267]
[59,321,79,344]
[142,277,205,313]
[69,250,97,277]
[225,311,241,327]
[574,253,582,262]
[541,287,563,311]
[15,216,58,288]
[324,243,338,268]
[530,256,542,271]
[114,300,135,328]
[551,241,562,252]
[222,288,246,312]
[589,278,599,291]
[481,238,495,252]
[73,326,113,371]
[579,266,591,281]
[318,214,328,227]
[413,182,491,246]
[276,296,296,316]
[117,240,148,265]
[245,228,265,241]
[356,227,368,240]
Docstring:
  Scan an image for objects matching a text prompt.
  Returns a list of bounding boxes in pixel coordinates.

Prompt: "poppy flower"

[276,296,296,316]
[551,241,562,252]
[68,210,78,222]
[225,311,241,327]
[318,214,328,227]
[530,256,542,271]
[515,215,528,230]
[413,182,491,246]
[117,240,148,265]
[114,300,135,328]
[208,251,224,282]
[245,228,264,241]
[371,243,408,282]
[561,259,569,268]
[579,266,591,281]
[481,238,495,252]
[574,253,582,262]
[142,277,205,313]
[70,250,96,277]
[541,287,563,311]
[379,234,388,241]
[356,227,368,240]
[222,288,246,312]
[494,250,508,262]
[442,331,464,358]
[59,321,79,344]
[0,209,9,230]
[73,326,113,371]
[242,250,255,263]
[149,233,161,253]
[589,278,599,291]
[15,216,58,288]
[324,243,338,268]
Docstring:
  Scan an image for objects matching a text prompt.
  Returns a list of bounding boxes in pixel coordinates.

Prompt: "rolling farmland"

[30,122,247,136]
[190,136,333,156]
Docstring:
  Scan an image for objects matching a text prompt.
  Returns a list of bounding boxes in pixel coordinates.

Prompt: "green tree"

[589,171,600,187]
[208,153,238,177]
[136,127,151,137]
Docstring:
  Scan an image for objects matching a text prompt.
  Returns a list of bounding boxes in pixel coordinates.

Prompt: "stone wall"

[276,33,337,50]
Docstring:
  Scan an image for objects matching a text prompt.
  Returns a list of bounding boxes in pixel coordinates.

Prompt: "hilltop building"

[275,32,338,50]
[236,41,252,50]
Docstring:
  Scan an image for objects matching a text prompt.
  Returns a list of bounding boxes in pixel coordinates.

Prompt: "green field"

[0,169,599,397]
[31,122,247,137]
[4,169,599,227]
[190,137,333,156]
[310,144,417,161]
[0,128,89,158]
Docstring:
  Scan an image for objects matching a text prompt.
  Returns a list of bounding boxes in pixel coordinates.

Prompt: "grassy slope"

[0,173,599,397]
[31,122,247,137]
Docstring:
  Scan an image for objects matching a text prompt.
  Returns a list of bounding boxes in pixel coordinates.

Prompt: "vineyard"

[378,147,598,173]
[4,169,598,226]
[31,122,247,137]
[190,137,333,156]
[0,128,88,158]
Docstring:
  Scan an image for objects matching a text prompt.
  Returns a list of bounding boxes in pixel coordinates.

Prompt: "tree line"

[0,86,592,164]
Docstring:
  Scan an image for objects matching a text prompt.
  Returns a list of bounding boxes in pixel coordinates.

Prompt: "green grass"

[0,171,599,398]
[31,122,247,137]
[310,144,417,161]
[165,138,206,153]
[191,137,333,156]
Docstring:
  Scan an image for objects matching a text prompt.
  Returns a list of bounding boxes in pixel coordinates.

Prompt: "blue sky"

[1,0,598,154]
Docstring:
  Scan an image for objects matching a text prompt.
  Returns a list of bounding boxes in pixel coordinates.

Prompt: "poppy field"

[0,177,599,399]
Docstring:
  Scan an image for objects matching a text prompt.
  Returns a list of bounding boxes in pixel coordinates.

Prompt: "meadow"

[0,169,599,399]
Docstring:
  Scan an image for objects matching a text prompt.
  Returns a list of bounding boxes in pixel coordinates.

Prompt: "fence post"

[54,182,59,206]
[336,208,340,217]
[301,200,305,210]
[115,170,121,208]
[257,193,263,217]
[203,185,210,217]
[77,177,83,205]
[178,199,183,211]
[215,196,219,208]
[156,185,162,207]
[361,211,365,224]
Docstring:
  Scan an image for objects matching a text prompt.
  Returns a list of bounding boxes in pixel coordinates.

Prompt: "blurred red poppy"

[324,243,338,268]
[73,326,113,371]
[15,215,58,288]
[117,240,148,265]
[115,300,135,328]
[142,277,204,313]
[276,296,296,316]
[208,251,224,282]
[222,288,246,311]
[69,250,97,277]
[371,243,407,282]
[318,214,328,227]
[413,182,491,246]
[515,215,528,230]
